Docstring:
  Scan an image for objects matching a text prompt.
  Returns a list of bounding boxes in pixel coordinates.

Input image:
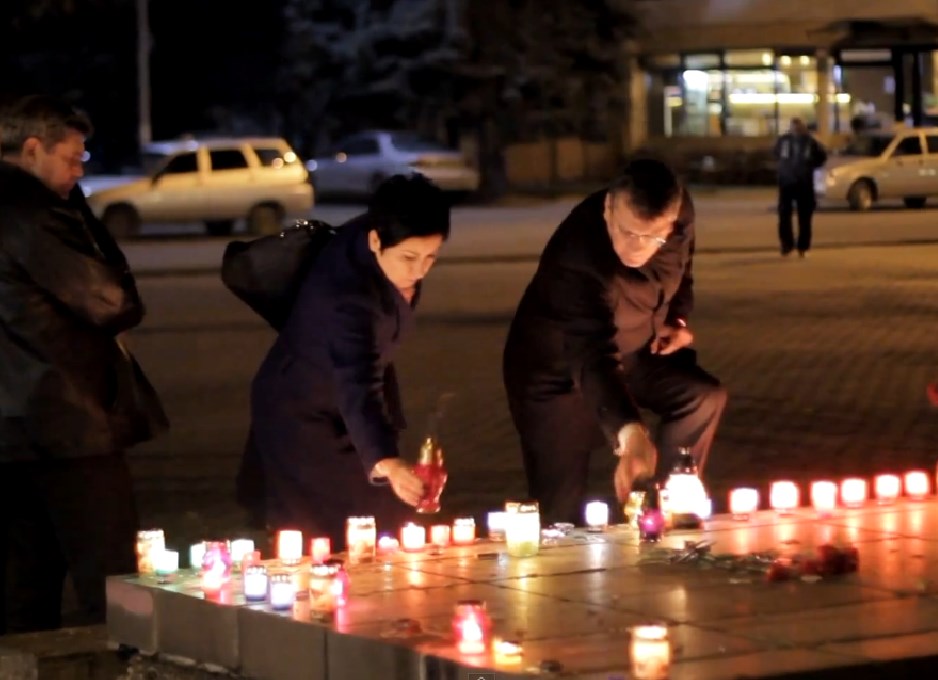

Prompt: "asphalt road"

[122,193,938,553]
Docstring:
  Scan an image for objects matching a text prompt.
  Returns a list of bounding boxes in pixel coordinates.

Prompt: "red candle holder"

[201,541,232,592]
[638,509,665,543]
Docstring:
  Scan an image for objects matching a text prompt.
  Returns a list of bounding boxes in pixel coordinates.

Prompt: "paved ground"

[121,195,938,553]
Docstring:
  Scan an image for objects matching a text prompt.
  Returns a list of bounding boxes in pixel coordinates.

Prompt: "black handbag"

[221,219,336,331]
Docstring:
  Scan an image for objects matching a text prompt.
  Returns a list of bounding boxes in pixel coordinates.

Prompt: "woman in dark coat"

[249,174,451,550]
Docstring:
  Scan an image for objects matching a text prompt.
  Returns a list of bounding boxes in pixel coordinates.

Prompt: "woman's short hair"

[367,174,451,249]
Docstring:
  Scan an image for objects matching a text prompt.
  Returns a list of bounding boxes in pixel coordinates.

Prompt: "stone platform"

[106,500,938,679]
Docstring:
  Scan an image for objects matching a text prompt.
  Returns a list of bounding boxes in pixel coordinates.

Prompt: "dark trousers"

[507,348,727,525]
[778,182,816,253]
[0,455,138,634]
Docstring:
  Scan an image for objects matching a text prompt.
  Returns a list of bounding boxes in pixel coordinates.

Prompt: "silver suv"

[86,137,314,237]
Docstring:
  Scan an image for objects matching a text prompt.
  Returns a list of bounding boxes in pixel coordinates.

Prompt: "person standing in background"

[774,118,827,258]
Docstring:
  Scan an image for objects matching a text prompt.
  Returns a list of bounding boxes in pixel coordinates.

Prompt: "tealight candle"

[487,511,506,541]
[277,530,303,564]
[630,624,671,680]
[904,471,930,500]
[243,564,268,602]
[400,523,426,552]
[729,488,759,520]
[452,600,491,655]
[310,537,331,564]
[346,516,377,564]
[840,478,868,508]
[135,530,165,575]
[230,539,255,566]
[584,501,609,532]
[452,517,476,545]
[268,571,295,611]
[874,474,900,504]
[308,559,349,611]
[810,481,837,515]
[769,481,799,514]
[430,524,450,547]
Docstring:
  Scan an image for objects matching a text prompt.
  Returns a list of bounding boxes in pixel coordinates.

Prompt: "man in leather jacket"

[0,95,167,633]
[503,157,727,525]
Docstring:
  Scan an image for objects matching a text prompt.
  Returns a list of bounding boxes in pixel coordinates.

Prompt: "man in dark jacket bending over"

[0,95,167,633]
[503,157,727,524]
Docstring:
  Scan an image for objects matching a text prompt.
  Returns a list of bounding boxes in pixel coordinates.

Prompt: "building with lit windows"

[627,0,938,153]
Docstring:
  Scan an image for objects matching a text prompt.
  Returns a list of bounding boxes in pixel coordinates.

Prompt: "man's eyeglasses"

[618,227,668,248]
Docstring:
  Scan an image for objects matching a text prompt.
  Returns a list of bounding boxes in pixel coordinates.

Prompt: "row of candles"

[730,470,934,519]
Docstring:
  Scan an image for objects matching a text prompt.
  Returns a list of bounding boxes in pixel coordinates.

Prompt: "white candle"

[840,478,868,508]
[268,572,295,611]
[486,511,506,541]
[810,481,837,515]
[430,524,450,547]
[135,530,165,575]
[769,481,799,514]
[584,501,609,531]
[189,542,207,570]
[153,549,179,579]
[452,517,476,545]
[904,471,929,499]
[346,516,377,564]
[504,502,540,557]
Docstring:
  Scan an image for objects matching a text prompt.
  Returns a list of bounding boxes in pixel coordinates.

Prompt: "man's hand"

[613,424,657,502]
[652,325,694,355]
[372,458,425,507]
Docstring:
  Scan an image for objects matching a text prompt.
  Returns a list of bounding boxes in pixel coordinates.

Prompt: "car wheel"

[247,203,285,236]
[205,220,235,237]
[101,204,141,238]
[903,197,927,209]
[847,180,874,211]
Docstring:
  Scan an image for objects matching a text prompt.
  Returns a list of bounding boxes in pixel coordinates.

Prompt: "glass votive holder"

[310,537,331,564]
[729,487,759,520]
[769,480,800,514]
[904,470,930,500]
[189,541,207,570]
[430,524,451,547]
[810,481,837,516]
[452,517,476,545]
[486,511,506,541]
[268,571,295,611]
[452,600,491,655]
[277,530,303,564]
[346,516,376,564]
[630,623,671,680]
[135,529,165,575]
[229,538,255,567]
[584,501,609,532]
[840,478,868,508]
[243,564,269,602]
[308,558,349,612]
[153,549,179,583]
[400,522,426,552]
[504,501,540,557]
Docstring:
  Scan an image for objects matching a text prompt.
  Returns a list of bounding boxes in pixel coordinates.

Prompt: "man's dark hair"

[367,173,451,249]
[608,156,682,220]
[0,94,93,157]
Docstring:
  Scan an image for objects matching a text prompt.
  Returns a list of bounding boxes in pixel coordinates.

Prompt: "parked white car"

[85,137,314,237]
[307,130,480,198]
[814,127,938,210]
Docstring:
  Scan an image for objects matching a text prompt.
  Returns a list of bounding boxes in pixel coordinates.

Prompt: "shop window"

[684,53,719,70]
[680,69,723,136]
[725,50,773,67]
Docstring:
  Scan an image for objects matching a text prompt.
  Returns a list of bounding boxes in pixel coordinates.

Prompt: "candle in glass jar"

[486,511,506,541]
[346,516,377,564]
[376,534,399,557]
[452,517,476,545]
[308,559,349,611]
[400,523,426,552]
[268,571,295,611]
[729,488,759,520]
[452,600,491,655]
[277,530,303,564]
[135,530,165,575]
[230,539,255,567]
[874,474,900,503]
[810,481,837,515]
[241,550,261,573]
[504,502,540,557]
[310,537,331,564]
[840,478,868,508]
[430,524,450,547]
[189,542,207,570]
[201,541,232,593]
[153,549,179,582]
[243,564,268,602]
[630,624,671,680]
[904,471,930,500]
[769,481,799,514]
[584,501,609,532]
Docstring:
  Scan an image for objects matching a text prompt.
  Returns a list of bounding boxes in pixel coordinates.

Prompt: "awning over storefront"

[810,18,938,49]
